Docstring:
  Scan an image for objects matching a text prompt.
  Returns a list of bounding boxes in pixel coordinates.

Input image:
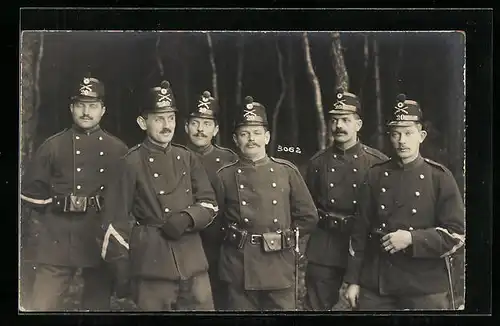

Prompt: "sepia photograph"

[19,30,465,312]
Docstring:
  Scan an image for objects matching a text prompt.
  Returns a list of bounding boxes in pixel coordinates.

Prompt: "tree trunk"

[206,32,220,144]
[330,32,349,91]
[270,40,287,157]
[329,32,350,146]
[233,34,245,143]
[302,32,326,151]
[287,36,298,146]
[372,37,385,151]
[155,34,164,78]
[358,33,370,103]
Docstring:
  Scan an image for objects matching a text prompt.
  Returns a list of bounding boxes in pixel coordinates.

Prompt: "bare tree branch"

[270,40,287,157]
[302,32,326,150]
[287,36,298,145]
[358,33,370,102]
[206,32,219,100]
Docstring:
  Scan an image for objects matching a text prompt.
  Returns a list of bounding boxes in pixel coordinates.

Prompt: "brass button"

[272,182,277,188]
[99,152,104,156]
[154,173,159,178]
[216,158,220,162]
[99,168,104,173]
[100,185,105,190]
[76,185,82,190]
[98,136,103,140]
[330,199,335,203]
[381,204,385,210]
[242,201,247,206]
[164,208,170,213]
[333,154,337,158]
[353,155,358,159]
[330,183,334,188]
[76,150,81,155]
[149,157,154,162]
[237,169,242,173]
[353,200,357,204]
[273,218,278,223]
[419,174,425,179]
[353,168,358,172]
[409,226,414,231]
[411,209,417,214]
[270,240,275,245]
[384,171,389,176]
[76,168,82,172]
[415,191,420,197]
[244,218,249,223]
[382,188,386,192]
[75,136,80,140]
[159,190,165,195]
[331,168,336,172]
[177,156,181,160]
[240,184,244,189]
[270,168,274,172]
[353,183,357,188]
[272,200,278,205]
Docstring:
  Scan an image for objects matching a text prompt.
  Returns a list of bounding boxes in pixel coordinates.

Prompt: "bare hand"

[381,229,412,254]
[344,284,360,309]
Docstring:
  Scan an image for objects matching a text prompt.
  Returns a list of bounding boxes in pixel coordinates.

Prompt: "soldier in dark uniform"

[304,88,388,310]
[214,96,319,311]
[20,74,129,311]
[184,90,238,310]
[100,80,218,311]
[344,94,465,310]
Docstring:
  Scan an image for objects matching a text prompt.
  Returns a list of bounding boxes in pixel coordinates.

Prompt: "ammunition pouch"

[224,224,294,252]
[318,210,353,233]
[52,195,104,213]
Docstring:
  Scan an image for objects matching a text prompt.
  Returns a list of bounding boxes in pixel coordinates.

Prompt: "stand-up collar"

[331,141,362,156]
[186,142,214,156]
[239,154,270,167]
[142,137,172,154]
[392,154,424,171]
[71,124,101,135]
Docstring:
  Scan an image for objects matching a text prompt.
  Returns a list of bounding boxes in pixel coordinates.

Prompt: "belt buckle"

[250,234,261,245]
[88,196,95,206]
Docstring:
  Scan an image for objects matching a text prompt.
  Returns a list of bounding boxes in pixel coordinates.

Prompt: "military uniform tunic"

[215,156,319,291]
[305,142,388,268]
[344,155,465,297]
[101,138,218,281]
[21,125,129,268]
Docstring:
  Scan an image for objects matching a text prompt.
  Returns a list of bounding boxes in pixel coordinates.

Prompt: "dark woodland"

[20,31,465,311]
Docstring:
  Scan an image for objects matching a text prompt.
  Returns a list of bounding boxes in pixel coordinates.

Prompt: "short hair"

[329,113,361,120]
[186,116,219,126]
[233,124,269,134]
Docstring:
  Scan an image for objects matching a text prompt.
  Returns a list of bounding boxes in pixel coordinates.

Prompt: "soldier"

[344,94,465,310]
[184,90,238,310]
[100,80,218,311]
[214,96,319,311]
[304,88,388,310]
[20,74,129,311]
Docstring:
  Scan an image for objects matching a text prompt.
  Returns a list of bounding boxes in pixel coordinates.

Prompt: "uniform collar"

[331,141,362,156]
[142,137,172,154]
[71,124,101,135]
[239,154,270,167]
[187,142,214,156]
[392,154,424,170]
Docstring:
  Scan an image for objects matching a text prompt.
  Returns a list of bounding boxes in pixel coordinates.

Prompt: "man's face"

[233,125,270,159]
[137,111,176,145]
[70,100,105,130]
[330,113,362,145]
[389,124,427,161]
[185,117,219,148]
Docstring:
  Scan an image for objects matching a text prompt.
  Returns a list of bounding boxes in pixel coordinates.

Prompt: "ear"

[419,130,428,143]
[232,133,238,147]
[100,105,106,117]
[136,116,148,131]
[213,124,219,137]
[69,103,74,114]
[264,130,271,145]
[184,121,189,134]
[355,118,363,132]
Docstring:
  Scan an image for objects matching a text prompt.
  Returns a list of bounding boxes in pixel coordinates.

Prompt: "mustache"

[159,128,172,134]
[334,130,347,135]
[79,115,93,120]
[246,142,260,147]
[194,132,208,138]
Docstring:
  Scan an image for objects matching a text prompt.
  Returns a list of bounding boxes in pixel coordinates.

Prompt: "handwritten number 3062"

[277,145,302,154]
